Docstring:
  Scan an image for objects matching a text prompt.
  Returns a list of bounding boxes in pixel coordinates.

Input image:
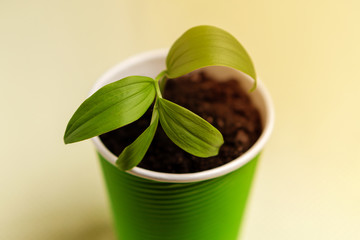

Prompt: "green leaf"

[116,108,159,171]
[158,98,224,158]
[166,25,256,88]
[64,76,156,144]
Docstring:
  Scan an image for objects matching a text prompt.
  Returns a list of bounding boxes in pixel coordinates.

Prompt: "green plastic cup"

[91,50,274,240]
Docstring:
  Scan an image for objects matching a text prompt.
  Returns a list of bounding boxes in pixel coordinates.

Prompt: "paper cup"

[91,49,274,240]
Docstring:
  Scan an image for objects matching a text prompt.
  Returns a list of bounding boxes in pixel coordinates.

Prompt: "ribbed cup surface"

[99,153,260,240]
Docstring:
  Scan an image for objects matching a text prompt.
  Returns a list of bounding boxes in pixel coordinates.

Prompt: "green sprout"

[64,25,256,171]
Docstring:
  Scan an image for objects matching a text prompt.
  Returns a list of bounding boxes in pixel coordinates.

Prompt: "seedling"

[64,25,256,170]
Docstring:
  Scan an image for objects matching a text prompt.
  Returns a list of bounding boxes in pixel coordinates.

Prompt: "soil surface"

[100,71,262,173]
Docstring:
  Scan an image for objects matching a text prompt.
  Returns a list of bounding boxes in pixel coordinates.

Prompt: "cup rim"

[91,49,275,183]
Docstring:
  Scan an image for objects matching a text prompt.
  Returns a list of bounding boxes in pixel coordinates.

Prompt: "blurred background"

[1,0,359,239]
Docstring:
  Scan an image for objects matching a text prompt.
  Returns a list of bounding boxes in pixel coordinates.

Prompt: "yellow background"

[1,0,359,239]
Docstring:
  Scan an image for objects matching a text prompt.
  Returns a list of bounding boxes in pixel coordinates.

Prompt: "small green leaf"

[64,76,156,144]
[158,98,224,158]
[166,25,256,88]
[116,107,159,171]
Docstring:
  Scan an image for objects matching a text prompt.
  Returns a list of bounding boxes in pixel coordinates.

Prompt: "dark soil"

[100,71,262,173]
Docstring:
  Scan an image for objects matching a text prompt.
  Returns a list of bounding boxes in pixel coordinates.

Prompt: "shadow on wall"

[13,206,116,240]
[50,221,116,240]
[32,218,116,240]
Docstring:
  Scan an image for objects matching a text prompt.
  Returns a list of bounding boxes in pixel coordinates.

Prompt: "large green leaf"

[116,109,159,171]
[64,76,156,144]
[166,25,256,86]
[158,98,224,158]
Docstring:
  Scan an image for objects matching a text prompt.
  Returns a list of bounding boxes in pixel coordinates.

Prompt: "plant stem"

[155,70,167,97]
[150,99,159,124]
[154,81,162,98]
[152,71,166,124]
